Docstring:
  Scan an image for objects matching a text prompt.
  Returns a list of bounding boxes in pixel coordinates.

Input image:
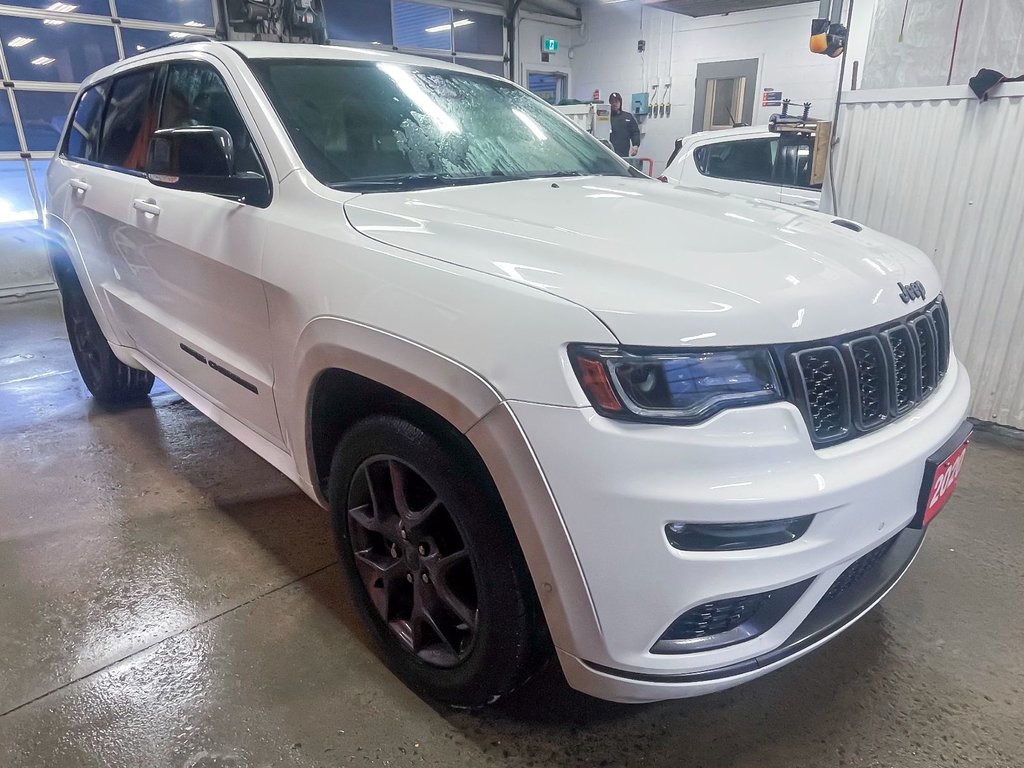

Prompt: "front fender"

[284,315,504,503]
[283,317,604,661]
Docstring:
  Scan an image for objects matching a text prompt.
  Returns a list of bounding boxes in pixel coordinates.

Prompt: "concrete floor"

[1,294,1021,768]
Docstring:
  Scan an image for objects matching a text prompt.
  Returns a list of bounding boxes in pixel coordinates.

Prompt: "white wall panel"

[570,2,848,173]
[833,83,1024,428]
[863,0,1024,89]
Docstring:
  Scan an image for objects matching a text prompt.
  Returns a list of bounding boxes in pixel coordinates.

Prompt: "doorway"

[527,71,568,105]
[693,59,759,133]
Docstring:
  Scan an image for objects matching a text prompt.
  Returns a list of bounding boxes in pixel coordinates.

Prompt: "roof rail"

[136,34,217,54]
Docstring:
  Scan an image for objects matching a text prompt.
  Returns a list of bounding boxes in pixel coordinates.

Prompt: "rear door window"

[65,83,109,162]
[97,67,159,171]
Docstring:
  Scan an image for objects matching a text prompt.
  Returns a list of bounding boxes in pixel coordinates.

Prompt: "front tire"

[328,414,545,707]
[59,271,154,405]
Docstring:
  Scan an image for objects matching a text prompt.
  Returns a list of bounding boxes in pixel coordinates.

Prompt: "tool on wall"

[810,0,848,58]
[284,0,327,44]
[222,0,326,43]
[225,0,272,30]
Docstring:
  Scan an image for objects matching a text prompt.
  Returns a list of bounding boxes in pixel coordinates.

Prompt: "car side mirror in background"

[146,126,270,207]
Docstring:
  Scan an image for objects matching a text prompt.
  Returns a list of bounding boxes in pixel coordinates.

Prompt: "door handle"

[795,199,818,209]
[69,178,91,194]
[132,198,161,217]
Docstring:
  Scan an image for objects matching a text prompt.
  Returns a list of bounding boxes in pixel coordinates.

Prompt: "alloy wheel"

[347,456,479,668]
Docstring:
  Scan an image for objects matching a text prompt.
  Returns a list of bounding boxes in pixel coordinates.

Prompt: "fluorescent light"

[8,37,34,48]
[0,200,37,224]
[43,19,65,25]
[168,32,188,39]
[424,19,474,33]
[31,56,55,66]
[46,2,77,11]
[184,20,205,27]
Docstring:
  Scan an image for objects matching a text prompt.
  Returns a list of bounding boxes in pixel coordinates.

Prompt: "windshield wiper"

[330,173,511,192]
[514,171,586,180]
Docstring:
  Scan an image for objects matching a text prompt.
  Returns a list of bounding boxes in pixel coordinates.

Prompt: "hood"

[344,176,940,347]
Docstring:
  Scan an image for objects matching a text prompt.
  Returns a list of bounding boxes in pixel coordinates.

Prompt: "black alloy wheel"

[329,414,547,707]
[59,267,154,404]
[347,456,479,668]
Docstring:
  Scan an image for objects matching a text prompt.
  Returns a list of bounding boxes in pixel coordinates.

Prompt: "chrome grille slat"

[788,297,950,447]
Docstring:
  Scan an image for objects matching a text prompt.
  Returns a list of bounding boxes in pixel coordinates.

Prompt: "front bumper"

[561,523,925,702]
[469,355,970,702]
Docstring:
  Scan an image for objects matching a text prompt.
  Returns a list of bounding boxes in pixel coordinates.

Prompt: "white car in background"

[661,125,821,210]
[46,41,970,707]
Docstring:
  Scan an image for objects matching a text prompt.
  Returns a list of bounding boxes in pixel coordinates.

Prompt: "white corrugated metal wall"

[831,83,1024,429]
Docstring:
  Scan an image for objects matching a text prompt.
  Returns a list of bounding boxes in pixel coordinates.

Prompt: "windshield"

[247,58,631,191]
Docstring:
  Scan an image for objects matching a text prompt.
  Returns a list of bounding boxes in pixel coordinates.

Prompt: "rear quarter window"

[65,83,108,162]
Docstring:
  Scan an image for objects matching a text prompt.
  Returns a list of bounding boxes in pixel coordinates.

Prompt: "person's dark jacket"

[609,109,641,157]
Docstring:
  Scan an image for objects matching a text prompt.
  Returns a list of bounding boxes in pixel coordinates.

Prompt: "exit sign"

[542,37,559,53]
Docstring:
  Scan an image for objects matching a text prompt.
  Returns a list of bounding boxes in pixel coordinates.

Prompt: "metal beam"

[520,0,580,20]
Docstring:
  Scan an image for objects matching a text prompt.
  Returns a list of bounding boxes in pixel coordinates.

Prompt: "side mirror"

[146,126,269,206]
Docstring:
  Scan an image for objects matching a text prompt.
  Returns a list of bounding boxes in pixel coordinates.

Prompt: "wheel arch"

[43,216,144,369]
[291,317,504,505]
[43,215,80,290]
[289,317,602,662]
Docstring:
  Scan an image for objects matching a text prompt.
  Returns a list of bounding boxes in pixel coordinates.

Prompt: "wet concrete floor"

[1,294,1022,767]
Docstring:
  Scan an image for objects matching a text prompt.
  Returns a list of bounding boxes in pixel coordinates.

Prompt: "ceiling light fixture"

[184,20,205,27]
[46,2,78,12]
[8,37,34,47]
[43,19,65,25]
[424,19,474,33]
[168,32,188,39]
[31,56,55,65]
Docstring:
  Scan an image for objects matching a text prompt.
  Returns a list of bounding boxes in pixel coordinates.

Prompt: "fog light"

[665,516,813,552]
[652,579,811,653]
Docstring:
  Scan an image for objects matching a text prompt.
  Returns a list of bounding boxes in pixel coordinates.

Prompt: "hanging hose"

[947,0,966,86]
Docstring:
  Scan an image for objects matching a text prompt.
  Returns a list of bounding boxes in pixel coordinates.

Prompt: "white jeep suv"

[46,41,972,706]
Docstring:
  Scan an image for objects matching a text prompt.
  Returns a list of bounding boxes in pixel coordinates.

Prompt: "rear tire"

[59,270,154,405]
[328,414,546,707]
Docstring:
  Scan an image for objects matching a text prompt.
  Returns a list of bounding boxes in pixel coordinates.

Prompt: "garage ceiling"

[651,0,807,17]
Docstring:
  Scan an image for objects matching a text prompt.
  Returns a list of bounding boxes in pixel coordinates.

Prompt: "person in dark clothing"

[608,92,641,158]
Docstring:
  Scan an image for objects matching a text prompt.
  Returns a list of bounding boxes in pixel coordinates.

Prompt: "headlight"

[569,344,783,424]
